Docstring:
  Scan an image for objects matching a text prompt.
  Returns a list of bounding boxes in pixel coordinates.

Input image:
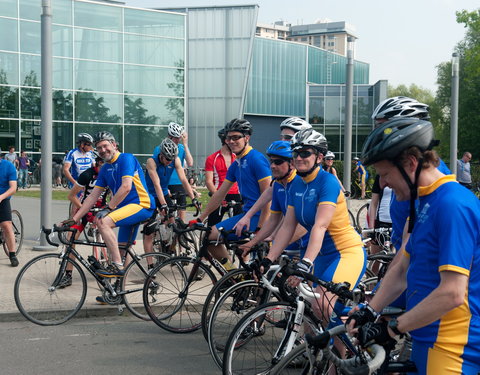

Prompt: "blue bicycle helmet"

[266,141,292,159]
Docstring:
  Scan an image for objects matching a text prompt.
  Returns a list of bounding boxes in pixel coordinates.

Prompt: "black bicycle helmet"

[372,96,430,122]
[361,118,436,166]
[218,128,226,143]
[291,128,328,155]
[224,118,253,136]
[77,132,94,144]
[94,131,116,145]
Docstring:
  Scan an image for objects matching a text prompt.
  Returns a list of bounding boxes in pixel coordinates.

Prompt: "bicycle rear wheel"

[3,209,24,256]
[355,202,370,232]
[143,256,217,333]
[14,253,87,325]
[122,251,170,320]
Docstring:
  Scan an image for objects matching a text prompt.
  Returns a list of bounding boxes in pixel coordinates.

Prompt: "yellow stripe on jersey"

[319,201,337,208]
[270,210,282,214]
[258,175,271,183]
[131,173,151,208]
[427,345,465,374]
[94,186,106,190]
[439,264,470,277]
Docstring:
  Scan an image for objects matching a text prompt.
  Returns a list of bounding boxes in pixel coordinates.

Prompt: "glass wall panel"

[124,95,183,125]
[124,34,184,67]
[52,122,73,152]
[74,123,122,147]
[53,90,73,121]
[20,120,41,152]
[19,0,40,21]
[0,86,18,118]
[123,125,167,154]
[124,8,184,38]
[53,57,73,89]
[74,1,122,32]
[0,0,17,18]
[309,97,324,125]
[52,0,72,26]
[74,92,122,123]
[324,125,341,154]
[53,25,72,57]
[0,119,19,151]
[20,20,41,54]
[20,54,41,86]
[0,52,19,85]
[20,87,41,119]
[356,95,373,125]
[74,28,122,62]
[74,60,122,92]
[324,96,341,124]
[124,65,182,96]
[0,18,18,52]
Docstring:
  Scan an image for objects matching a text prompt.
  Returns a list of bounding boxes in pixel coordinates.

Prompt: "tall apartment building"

[255,21,289,40]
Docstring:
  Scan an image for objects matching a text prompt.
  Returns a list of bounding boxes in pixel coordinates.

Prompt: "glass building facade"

[0,0,185,160]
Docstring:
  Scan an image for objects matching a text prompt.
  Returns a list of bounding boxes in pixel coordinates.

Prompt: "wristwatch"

[388,317,404,337]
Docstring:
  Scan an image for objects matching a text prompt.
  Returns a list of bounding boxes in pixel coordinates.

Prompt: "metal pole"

[449,52,459,175]
[343,37,355,197]
[34,0,55,250]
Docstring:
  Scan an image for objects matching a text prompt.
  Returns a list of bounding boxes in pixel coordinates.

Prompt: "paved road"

[0,316,215,375]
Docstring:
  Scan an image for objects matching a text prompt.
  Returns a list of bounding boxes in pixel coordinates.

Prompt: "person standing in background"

[4,146,17,167]
[17,151,30,189]
[457,151,472,189]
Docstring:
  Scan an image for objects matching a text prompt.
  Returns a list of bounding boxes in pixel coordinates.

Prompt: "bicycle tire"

[222,301,321,375]
[347,209,357,232]
[122,251,171,320]
[355,202,370,232]
[201,268,251,341]
[26,176,32,189]
[208,280,278,369]
[14,253,87,325]
[3,209,24,256]
[143,256,217,333]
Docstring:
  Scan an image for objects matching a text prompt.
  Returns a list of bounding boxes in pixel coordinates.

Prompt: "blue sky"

[125,0,479,93]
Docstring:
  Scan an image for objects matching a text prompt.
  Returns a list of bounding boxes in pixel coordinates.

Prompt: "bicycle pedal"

[117,305,124,315]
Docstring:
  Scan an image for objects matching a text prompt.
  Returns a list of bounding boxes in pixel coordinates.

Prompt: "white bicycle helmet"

[160,138,178,160]
[291,128,328,155]
[372,96,430,121]
[325,151,335,160]
[167,122,185,138]
[77,133,94,144]
[280,117,312,133]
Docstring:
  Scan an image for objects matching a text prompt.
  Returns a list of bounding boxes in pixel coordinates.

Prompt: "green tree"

[435,9,480,161]
[75,90,121,123]
[124,96,158,125]
[165,60,185,124]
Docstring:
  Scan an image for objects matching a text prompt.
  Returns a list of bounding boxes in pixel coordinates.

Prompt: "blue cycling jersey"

[0,159,17,198]
[64,148,95,180]
[153,143,185,186]
[145,156,175,197]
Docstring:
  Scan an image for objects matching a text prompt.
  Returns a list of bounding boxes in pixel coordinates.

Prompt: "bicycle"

[143,225,255,333]
[222,265,364,375]
[350,178,372,200]
[14,224,170,325]
[1,209,24,256]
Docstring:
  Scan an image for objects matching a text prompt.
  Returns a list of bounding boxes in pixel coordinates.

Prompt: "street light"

[449,52,459,174]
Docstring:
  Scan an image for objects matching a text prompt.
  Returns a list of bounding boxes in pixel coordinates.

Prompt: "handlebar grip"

[42,227,60,247]
[305,331,332,349]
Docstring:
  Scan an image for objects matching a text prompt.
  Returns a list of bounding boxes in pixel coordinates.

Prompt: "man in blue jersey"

[0,157,19,266]
[353,157,368,199]
[194,118,271,268]
[68,131,155,277]
[142,138,199,255]
[63,133,95,187]
[348,118,480,375]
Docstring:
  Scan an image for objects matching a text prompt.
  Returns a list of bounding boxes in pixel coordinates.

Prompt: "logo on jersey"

[417,203,430,224]
[305,189,316,203]
[241,158,248,169]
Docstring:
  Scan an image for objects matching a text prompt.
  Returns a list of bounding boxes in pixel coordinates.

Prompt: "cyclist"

[234,117,312,235]
[353,156,368,199]
[193,118,271,269]
[152,122,193,222]
[66,131,155,277]
[260,129,366,323]
[0,156,19,266]
[323,150,346,193]
[143,138,199,255]
[63,133,95,188]
[204,128,241,226]
[238,140,308,258]
[347,117,480,375]
[59,153,109,289]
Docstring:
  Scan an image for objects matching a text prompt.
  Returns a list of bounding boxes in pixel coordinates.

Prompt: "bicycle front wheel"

[143,256,217,333]
[355,202,370,232]
[122,251,170,320]
[3,209,24,256]
[14,253,87,325]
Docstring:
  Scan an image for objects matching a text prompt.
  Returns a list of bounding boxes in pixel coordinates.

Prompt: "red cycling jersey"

[204,149,239,194]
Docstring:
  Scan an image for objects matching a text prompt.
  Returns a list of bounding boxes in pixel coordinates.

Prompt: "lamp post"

[449,52,459,175]
[342,36,355,198]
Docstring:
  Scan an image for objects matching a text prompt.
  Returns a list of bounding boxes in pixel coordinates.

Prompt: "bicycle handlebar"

[41,225,77,247]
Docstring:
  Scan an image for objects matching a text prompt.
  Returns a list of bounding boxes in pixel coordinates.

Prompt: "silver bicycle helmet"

[372,96,430,121]
[93,131,116,145]
[77,133,94,144]
[325,151,335,160]
[291,128,328,155]
[279,117,312,133]
[167,122,185,138]
[160,138,178,160]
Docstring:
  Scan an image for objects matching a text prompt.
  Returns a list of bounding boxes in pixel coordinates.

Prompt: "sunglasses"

[281,134,294,140]
[225,135,245,142]
[269,158,288,166]
[84,142,92,146]
[325,157,334,161]
[161,154,173,162]
[293,150,316,159]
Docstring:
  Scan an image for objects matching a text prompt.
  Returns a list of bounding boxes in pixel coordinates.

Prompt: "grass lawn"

[15,187,211,211]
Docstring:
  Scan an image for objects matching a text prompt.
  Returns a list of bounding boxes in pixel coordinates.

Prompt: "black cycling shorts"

[0,199,13,223]
[207,193,243,227]
[168,185,186,210]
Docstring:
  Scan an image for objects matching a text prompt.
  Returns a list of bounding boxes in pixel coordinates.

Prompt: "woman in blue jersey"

[347,118,480,375]
[261,128,366,322]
